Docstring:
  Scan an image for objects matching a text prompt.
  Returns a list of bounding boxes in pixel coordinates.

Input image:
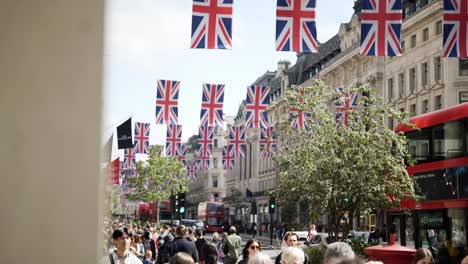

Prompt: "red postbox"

[365,236,416,264]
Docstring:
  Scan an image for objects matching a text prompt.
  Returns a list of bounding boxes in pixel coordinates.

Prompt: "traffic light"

[178,192,186,214]
[268,197,276,214]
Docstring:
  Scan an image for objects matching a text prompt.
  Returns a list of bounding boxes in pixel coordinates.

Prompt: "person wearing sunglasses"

[238,239,261,264]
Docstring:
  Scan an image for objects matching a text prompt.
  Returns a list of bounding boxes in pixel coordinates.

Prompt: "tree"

[127,145,188,225]
[273,80,416,240]
[186,134,200,152]
[223,188,247,211]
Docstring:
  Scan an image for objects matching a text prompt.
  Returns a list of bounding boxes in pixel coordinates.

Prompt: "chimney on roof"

[277,60,290,77]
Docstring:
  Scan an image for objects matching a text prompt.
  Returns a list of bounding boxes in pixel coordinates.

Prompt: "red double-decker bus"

[390,103,468,261]
[138,200,172,223]
[197,202,225,233]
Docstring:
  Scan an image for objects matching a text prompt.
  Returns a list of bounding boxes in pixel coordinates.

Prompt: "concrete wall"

[0,1,105,263]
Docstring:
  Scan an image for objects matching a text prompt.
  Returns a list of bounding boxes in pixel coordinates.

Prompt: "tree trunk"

[155,200,160,226]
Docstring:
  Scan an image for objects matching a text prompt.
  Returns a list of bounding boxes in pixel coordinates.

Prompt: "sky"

[103,0,355,148]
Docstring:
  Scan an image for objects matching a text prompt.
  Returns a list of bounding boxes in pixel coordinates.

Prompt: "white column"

[0,1,105,263]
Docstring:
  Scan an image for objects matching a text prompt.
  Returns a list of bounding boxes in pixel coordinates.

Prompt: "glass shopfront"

[388,209,467,264]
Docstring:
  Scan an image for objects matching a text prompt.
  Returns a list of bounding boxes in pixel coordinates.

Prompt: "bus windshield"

[207,217,223,226]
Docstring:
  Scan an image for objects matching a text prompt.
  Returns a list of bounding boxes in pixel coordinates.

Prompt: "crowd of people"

[103,220,468,264]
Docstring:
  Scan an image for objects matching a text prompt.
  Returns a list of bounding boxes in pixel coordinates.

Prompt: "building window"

[213,158,218,168]
[422,99,429,113]
[388,117,394,129]
[398,73,405,98]
[436,20,442,35]
[460,92,468,104]
[459,59,468,76]
[411,34,417,48]
[421,62,428,86]
[423,28,429,42]
[388,78,394,101]
[212,176,218,188]
[399,107,405,113]
[434,57,442,81]
[435,95,442,110]
[410,103,417,117]
[401,40,405,52]
[410,67,416,93]
[214,139,218,148]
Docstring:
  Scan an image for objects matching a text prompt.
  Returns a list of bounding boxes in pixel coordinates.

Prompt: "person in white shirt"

[102,227,143,264]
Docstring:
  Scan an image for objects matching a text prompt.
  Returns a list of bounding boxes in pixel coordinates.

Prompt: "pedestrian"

[186,226,197,242]
[143,230,157,261]
[162,225,199,263]
[251,223,258,239]
[169,252,195,264]
[248,252,272,264]
[195,229,208,258]
[217,232,228,263]
[280,247,304,264]
[102,227,143,264]
[275,232,310,264]
[413,248,434,264]
[238,239,261,264]
[222,226,242,264]
[323,242,355,264]
[143,250,153,264]
[200,244,220,264]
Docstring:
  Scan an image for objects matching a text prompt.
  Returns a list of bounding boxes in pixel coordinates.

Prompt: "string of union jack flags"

[120,0,468,181]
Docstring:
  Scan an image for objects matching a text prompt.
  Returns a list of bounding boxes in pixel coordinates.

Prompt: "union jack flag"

[360,0,402,56]
[222,145,234,170]
[260,126,277,157]
[229,126,246,157]
[197,155,210,171]
[166,124,183,157]
[186,162,198,180]
[178,145,187,164]
[276,0,318,52]
[134,122,150,154]
[200,83,225,127]
[290,87,311,129]
[156,80,180,125]
[191,0,233,50]
[121,148,136,170]
[198,126,214,158]
[335,87,358,126]
[245,85,270,129]
[443,0,468,57]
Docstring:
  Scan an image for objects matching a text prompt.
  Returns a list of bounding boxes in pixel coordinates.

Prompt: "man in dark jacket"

[194,229,207,258]
[143,230,157,261]
[275,232,310,264]
[162,225,199,263]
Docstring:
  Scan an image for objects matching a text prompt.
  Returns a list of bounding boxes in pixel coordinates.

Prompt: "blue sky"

[103,0,354,146]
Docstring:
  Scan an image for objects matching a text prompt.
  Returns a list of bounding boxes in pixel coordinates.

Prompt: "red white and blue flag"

[245,85,270,129]
[121,148,136,170]
[178,145,187,164]
[361,0,403,56]
[200,83,225,127]
[222,145,234,170]
[443,0,468,57]
[197,155,211,171]
[166,124,183,157]
[198,126,214,158]
[335,87,358,126]
[187,162,198,180]
[156,80,180,125]
[191,0,233,50]
[276,0,317,52]
[229,126,246,158]
[260,126,277,157]
[290,87,311,129]
[134,122,150,154]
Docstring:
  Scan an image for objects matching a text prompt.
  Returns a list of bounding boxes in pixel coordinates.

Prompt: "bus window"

[407,129,431,163]
[207,217,223,226]
[433,121,464,161]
